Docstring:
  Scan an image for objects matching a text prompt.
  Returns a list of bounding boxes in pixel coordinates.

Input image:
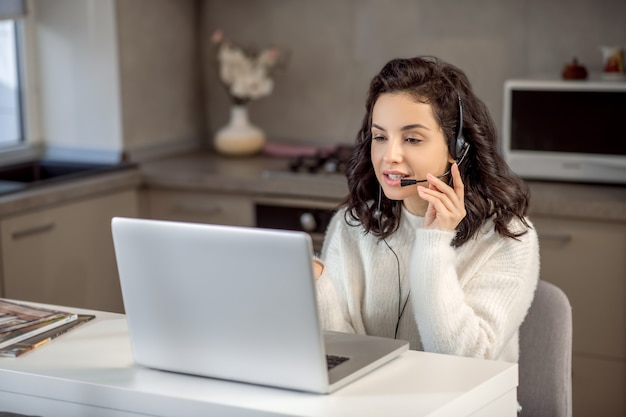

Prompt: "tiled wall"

[201,0,626,147]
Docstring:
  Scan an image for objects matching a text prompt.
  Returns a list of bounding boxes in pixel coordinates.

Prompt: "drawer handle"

[172,204,222,216]
[538,233,573,245]
[12,222,56,240]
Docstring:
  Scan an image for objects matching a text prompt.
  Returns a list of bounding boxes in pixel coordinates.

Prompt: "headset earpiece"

[456,136,468,156]
[456,137,470,165]
[453,95,470,164]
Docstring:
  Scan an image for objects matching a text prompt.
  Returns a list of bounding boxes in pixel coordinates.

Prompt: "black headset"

[452,94,470,163]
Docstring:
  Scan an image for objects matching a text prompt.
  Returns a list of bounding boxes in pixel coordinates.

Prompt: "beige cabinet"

[531,215,626,417]
[1,189,139,313]
[143,189,254,227]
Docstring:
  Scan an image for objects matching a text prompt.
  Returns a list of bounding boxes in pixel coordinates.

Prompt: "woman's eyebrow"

[371,123,386,131]
[371,123,430,131]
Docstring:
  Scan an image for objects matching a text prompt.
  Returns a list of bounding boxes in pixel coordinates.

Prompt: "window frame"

[0,0,42,161]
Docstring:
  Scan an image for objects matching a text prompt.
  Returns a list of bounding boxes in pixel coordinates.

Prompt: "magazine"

[0,299,78,350]
[0,314,95,357]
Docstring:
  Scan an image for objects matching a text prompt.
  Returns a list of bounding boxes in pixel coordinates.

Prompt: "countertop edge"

[0,169,143,218]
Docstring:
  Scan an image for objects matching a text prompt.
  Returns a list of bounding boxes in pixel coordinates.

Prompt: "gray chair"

[518,280,573,417]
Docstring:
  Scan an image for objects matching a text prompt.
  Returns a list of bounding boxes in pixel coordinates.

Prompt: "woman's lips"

[383,172,408,186]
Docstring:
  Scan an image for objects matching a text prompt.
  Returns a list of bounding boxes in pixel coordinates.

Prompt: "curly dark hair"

[344,56,530,247]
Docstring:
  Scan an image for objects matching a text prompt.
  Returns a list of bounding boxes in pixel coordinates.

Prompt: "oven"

[255,199,338,254]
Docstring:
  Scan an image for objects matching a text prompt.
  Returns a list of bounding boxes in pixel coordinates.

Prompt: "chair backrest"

[518,280,573,417]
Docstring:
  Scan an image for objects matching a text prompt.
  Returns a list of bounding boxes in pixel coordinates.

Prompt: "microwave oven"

[502,79,626,185]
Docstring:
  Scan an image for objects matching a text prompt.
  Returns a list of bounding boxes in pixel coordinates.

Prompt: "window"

[0,19,22,146]
[0,0,27,149]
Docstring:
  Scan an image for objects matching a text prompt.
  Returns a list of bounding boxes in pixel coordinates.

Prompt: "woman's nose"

[383,138,403,164]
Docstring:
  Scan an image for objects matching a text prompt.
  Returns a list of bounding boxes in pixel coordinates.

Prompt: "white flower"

[212,31,282,104]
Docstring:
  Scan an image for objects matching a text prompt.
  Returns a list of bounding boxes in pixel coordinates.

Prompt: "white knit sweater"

[316,205,539,362]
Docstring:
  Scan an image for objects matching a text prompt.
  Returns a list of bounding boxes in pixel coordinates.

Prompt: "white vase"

[213,105,266,156]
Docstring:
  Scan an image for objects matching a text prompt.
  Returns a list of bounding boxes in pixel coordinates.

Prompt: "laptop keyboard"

[326,354,349,370]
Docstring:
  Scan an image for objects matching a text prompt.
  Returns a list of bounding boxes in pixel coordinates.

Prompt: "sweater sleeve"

[315,211,365,334]
[409,220,539,360]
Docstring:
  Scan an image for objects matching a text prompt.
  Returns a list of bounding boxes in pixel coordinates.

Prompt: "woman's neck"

[402,195,428,216]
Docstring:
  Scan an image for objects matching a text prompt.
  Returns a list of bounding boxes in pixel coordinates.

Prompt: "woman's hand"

[417,163,466,231]
[312,258,324,280]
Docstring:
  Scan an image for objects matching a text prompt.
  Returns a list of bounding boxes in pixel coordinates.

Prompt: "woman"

[315,56,539,363]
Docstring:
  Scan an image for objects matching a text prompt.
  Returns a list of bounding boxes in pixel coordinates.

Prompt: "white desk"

[0,306,518,417]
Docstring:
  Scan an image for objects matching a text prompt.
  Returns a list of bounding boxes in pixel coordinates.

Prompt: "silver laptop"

[111,217,408,394]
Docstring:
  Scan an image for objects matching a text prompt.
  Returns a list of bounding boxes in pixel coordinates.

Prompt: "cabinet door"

[571,356,625,417]
[145,189,254,226]
[531,216,626,417]
[1,189,138,313]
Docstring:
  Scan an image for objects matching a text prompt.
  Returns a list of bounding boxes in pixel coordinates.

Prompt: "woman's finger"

[425,172,461,209]
[419,185,455,211]
[451,163,465,204]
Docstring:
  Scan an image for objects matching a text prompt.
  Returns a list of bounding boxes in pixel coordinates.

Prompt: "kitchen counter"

[527,180,626,222]
[0,150,623,223]
[140,150,626,223]
[0,167,143,218]
[140,150,349,202]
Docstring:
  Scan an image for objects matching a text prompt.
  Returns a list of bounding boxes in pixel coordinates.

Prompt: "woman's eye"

[372,134,386,142]
[406,137,423,144]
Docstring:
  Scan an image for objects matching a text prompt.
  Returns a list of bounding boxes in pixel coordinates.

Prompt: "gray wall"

[117,0,203,157]
[201,0,626,147]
